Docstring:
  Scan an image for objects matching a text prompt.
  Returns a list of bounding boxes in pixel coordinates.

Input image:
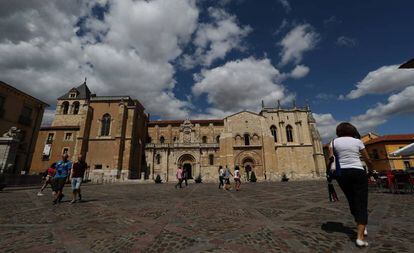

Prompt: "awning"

[390,142,414,157]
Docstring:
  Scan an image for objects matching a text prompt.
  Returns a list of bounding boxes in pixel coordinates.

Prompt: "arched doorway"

[242,157,254,181]
[178,154,196,179]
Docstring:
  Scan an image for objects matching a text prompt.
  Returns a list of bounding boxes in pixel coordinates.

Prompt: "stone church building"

[146,107,325,182]
[31,82,325,182]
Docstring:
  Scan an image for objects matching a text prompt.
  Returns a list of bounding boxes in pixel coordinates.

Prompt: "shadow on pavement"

[321,221,356,241]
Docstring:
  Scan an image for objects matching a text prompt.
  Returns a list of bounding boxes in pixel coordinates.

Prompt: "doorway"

[183,163,193,179]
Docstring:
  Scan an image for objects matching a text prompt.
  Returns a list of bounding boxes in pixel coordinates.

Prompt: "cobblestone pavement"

[0,180,413,253]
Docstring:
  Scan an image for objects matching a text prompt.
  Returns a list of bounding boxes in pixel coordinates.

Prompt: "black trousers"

[218,176,224,188]
[175,179,183,188]
[337,169,368,225]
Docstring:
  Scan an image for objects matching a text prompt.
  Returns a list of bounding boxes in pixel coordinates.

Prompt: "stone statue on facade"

[2,127,21,139]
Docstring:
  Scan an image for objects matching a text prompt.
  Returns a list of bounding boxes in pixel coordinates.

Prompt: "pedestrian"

[70,154,87,204]
[224,165,233,190]
[329,122,372,247]
[182,166,188,187]
[175,166,183,189]
[218,166,224,189]
[37,163,56,196]
[52,153,72,204]
[234,166,241,191]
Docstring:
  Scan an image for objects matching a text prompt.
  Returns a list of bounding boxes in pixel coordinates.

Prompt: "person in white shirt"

[234,166,241,191]
[218,166,224,189]
[329,122,372,247]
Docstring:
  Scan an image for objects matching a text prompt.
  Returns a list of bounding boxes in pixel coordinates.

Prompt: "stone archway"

[235,150,263,178]
[177,154,196,179]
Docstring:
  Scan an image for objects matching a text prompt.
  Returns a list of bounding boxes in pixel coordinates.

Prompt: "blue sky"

[0,0,413,140]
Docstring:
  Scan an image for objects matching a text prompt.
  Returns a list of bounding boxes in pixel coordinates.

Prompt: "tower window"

[160,136,165,144]
[62,101,69,114]
[72,101,80,115]
[286,125,294,142]
[270,125,277,142]
[101,114,111,136]
[202,136,207,143]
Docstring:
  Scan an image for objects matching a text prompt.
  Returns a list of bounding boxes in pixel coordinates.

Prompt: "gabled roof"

[58,81,92,100]
[365,134,414,145]
[225,110,263,119]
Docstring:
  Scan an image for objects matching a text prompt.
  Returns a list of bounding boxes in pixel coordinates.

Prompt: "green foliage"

[195,174,202,183]
[154,174,162,184]
[250,171,257,182]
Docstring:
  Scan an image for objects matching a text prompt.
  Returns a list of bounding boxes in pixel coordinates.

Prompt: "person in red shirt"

[37,163,56,196]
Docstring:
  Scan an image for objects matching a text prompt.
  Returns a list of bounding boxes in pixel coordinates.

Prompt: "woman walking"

[234,166,241,191]
[329,122,372,247]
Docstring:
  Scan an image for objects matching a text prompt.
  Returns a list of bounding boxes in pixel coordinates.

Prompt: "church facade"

[146,107,325,182]
[31,82,325,182]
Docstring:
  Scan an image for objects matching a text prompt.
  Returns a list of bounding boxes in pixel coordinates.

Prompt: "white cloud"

[0,0,200,119]
[343,65,414,99]
[289,64,310,79]
[181,7,251,69]
[192,57,294,116]
[313,113,338,140]
[336,36,358,47]
[276,0,291,12]
[279,24,319,66]
[41,108,56,126]
[350,86,414,133]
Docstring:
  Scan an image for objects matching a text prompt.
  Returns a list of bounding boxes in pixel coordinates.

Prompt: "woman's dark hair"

[50,162,56,168]
[234,165,240,171]
[336,122,361,139]
[218,165,222,172]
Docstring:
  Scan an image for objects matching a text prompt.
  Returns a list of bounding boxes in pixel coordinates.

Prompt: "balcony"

[18,115,32,126]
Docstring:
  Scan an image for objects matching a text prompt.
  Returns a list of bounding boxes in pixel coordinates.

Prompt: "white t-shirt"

[331,137,365,170]
[234,170,240,179]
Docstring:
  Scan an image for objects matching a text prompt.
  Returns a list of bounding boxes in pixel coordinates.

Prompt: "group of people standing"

[37,153,87,205]
[218,165,241,191]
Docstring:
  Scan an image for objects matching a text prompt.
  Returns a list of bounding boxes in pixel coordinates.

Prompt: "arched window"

[62,101,69,115]
[173,136,177,142]
[216,135,220,143]
[202,136,207,143]
[72,101,80,115]
[286,125,294,142]
[160,136,165,144]
[101,114,111,136]
[244,133,250,146]
[156,154,161,164]
[209,154,214,165]
[270,125,277,142]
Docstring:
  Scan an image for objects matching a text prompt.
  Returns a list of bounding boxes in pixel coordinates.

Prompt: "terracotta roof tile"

[364,134,414,145]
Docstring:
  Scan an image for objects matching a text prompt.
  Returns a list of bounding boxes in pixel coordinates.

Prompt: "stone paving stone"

[0,180,413,252]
